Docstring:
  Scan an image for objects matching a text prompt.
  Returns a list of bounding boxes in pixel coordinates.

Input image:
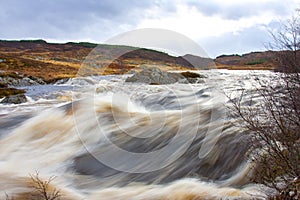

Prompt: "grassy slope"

[0,40,198,82]
[0,40,278,84]
[215,51,276,70]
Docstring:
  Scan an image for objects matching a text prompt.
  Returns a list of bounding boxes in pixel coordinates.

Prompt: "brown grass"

[0,41,278,84]
[0,88,25,98]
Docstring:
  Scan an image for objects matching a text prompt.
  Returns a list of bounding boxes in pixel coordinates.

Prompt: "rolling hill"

[0,40,277,83]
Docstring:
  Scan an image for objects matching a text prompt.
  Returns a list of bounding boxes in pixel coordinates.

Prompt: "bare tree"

[29,171,61,200]
[229,12,300,199]
[4,172,61,200]
[270,13,300,73]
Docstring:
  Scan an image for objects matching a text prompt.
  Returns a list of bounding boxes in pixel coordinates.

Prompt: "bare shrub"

[229,11,300,199]
[29,171,61,200]
[269,14,300,73]
[3,172,61,200]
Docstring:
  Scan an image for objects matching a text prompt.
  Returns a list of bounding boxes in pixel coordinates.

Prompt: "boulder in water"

[179,71,206,83]
[125,67,205,84]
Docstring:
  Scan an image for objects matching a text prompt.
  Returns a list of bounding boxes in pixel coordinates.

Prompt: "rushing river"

[0,70,277,199]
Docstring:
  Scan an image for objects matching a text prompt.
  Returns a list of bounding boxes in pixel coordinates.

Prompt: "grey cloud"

[0,0,158,40]
[187,0,293,20]
[199,24,272,57]
[0,0,296,56]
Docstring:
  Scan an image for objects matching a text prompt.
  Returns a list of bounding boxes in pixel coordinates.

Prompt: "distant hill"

[214,51,275,70]
[0,40,205,82]
[180,54,214,69]
[0,40,278,82]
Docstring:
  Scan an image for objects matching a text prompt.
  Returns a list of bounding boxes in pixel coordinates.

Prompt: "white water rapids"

[0,70,277,199]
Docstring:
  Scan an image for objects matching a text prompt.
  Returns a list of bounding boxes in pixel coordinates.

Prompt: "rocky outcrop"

[126,67,179,84]
[125,67,205,84]
[0,87,26,104]
[0,72,48,104]
[1,94,27,104]
[0,73,46,87]
[0,72,43,104]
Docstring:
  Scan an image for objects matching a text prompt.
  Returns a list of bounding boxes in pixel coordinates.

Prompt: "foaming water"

[0,70,276,199]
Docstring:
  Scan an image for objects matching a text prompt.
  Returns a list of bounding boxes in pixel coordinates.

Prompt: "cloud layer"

[0,0,299,57]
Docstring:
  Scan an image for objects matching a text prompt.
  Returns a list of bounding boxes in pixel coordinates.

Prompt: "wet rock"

[0,72,46,87]
[1,94,27,104]
[180,71,206,83]
[125,67,205,84]
[54,78,70,85]
[28,76,46,85]
[125,67,180,84]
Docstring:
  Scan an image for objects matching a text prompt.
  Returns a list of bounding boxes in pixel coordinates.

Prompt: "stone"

[0,72,46,87]
[1,94,27,104]
[125,67,205,85]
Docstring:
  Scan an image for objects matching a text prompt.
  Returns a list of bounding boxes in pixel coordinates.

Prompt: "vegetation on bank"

[0,88,25,98]
[229,12,300,199]
[5,172,61,200]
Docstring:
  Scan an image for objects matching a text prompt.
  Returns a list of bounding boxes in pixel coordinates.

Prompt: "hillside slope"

[0,40,279,83]
[0,40,202,82]
[214,51,275,70]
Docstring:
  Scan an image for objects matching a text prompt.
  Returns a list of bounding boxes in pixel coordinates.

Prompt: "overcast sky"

[0,0,299,57]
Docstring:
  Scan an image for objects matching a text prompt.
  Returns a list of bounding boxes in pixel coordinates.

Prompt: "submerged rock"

[125,67,205,84]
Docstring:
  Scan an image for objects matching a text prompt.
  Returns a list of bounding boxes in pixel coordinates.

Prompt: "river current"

[0,70,277,199]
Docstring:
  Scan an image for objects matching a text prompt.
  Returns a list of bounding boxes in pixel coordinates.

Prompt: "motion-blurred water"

[0,70,276,199]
